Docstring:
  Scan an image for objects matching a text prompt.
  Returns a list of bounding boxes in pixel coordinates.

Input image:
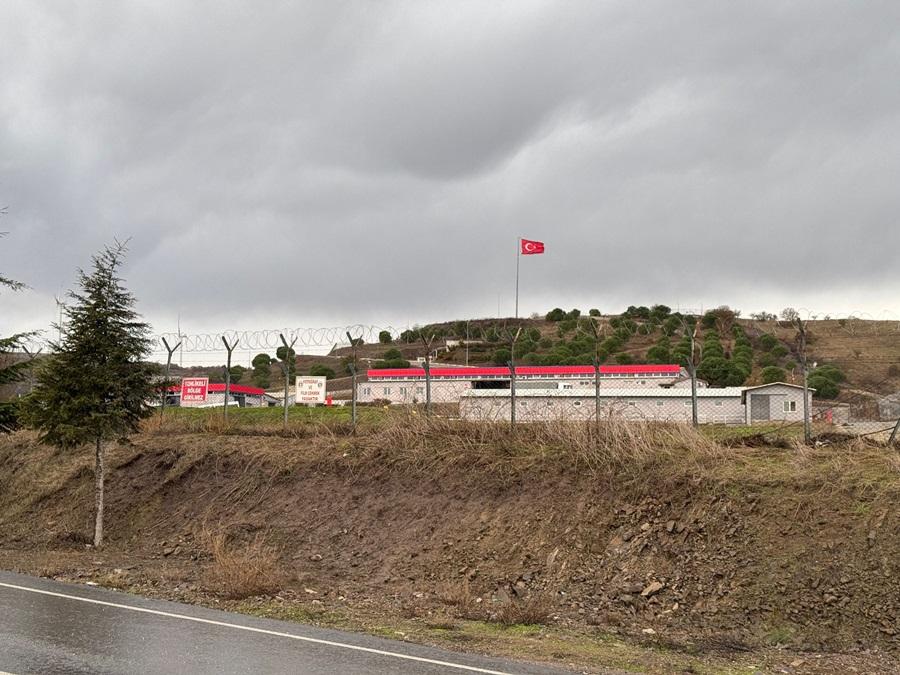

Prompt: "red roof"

[168,383,267,395]
[367,365,681,378]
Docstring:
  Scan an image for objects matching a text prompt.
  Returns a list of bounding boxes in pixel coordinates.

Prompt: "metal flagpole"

[515,238,520,319]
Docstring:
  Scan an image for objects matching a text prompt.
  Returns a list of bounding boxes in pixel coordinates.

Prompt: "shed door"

[751,394,770,421]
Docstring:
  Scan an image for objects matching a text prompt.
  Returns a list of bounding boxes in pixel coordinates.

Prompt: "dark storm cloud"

[1,0,898,337]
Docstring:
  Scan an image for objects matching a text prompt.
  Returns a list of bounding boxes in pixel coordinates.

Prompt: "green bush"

[588,308,601,317]
[615,352,634,365]
[378,330,392,344]
[492,348,512,365]
[526,327,541,342]
[382,348,403,360]
[566,309,581,320]
[545,308,566,322]
[770,344,789,359]
[808,375,839,399]
[758,334,778,351]
[372,358,410,369]
[761,366,786,384]
[309,364,336,379]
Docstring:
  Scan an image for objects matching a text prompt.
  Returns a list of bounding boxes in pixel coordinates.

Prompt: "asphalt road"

[0,571,570,674]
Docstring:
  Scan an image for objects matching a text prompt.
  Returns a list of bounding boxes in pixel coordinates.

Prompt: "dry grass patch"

[202,532,285,599]
[494,592,554,626]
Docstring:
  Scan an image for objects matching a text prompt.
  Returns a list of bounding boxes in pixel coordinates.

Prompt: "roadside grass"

[201,531,285,600]
[235,597,759,675]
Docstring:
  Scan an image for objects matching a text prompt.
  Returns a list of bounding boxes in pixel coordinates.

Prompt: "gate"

[751,394,770,421]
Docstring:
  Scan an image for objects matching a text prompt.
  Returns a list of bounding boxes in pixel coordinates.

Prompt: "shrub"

[382,348,403,360]
[808,375,839,399]
[378,330,392,344]
[526,327,541,342]
[588,308,601,317]
[309,364,336,379]
[539,337,553,349]
[615,352,634,365]
[758,334,778,351]
[770,344,789,359]
[492,348,512,365]
[203,533,283,600]
[545,308,566,322]
[494,593,553,626]
[761,366,786,384]
[372,358,410,369]
[565,308,581,320]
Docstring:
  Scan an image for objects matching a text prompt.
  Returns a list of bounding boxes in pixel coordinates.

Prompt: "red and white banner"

[521,239,545,255]
[180,377,209,404]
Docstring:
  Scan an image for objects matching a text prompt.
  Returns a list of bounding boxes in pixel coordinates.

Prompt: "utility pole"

[794,317,812,444]
[279,333,297,431]
[346,330,358,431]
[222,336,238,421]
[160,337,181,418]
[465,320,470,367]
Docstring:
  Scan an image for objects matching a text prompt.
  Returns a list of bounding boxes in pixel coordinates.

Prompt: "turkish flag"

[521,239,545,255]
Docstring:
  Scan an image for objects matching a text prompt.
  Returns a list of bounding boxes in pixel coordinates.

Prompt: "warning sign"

[295,376,326,405]
[180,377,209,405]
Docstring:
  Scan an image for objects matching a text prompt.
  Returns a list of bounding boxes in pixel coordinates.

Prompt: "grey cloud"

[1,0,898,339]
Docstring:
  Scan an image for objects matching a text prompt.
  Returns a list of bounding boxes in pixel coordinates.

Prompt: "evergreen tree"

[1,232,34,430]
[23,242,156,547]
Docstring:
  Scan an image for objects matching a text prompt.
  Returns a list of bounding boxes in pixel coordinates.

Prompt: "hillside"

[1,420,898,673]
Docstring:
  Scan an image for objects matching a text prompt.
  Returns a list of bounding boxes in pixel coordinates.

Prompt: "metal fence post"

[420,333,436,416]
[795,318,812,444]
[345,331,358,432]
[889,417,899,446]
[279,333,297,431]
[160,337,181,418]
[507,327,522,430]
[221,336,238,421]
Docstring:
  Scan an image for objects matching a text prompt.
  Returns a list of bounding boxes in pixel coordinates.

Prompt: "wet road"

[0,571,568,674]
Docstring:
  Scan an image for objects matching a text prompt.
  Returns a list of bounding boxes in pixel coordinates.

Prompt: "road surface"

[0,571,571,674]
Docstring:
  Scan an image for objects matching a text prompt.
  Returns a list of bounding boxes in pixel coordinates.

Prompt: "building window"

[628,401,636,406]
[573,401,582,407]
[783,400,797,412]
[399,387,407,395]
[656,400,664,407]
[363,387,371,396]
[683,401,691,407]
[417,387,424,394]
[714,400,723,407]
[383,387,391,395]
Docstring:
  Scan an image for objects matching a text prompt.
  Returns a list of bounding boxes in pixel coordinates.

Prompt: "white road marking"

[0,580,515,674]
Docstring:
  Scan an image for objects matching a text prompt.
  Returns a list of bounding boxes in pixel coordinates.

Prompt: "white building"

[358,365,685,405]
[459,382,812,425]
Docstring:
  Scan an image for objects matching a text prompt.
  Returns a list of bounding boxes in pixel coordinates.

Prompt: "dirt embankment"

[0,424,898,671]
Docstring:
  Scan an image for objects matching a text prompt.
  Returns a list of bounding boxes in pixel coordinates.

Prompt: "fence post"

[420,333,436,416]
[889,417,899,446]
[345,331,358,432]
[221,336,238,421]
[279,333,297,431]
[160,337,181,418]
[795,318,812,444]
[506,327,522,430]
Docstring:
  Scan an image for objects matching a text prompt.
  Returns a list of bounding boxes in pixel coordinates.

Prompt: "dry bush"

[202,532,284,599]
[493,592,554,626]
[436,579,482,619]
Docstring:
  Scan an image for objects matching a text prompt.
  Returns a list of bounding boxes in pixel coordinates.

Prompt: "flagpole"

[515,237,520,319]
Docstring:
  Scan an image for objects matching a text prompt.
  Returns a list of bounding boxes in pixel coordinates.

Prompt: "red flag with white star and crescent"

[520,239,545,255]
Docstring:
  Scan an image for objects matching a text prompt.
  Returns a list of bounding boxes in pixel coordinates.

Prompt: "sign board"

[295,376,326,405]
[180,377,209,405]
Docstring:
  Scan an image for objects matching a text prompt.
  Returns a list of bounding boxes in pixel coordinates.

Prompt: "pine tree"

[23,242,156,547]
[0,231,33,431]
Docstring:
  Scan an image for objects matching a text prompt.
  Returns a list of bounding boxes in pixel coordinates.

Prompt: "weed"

[202,531,284,599]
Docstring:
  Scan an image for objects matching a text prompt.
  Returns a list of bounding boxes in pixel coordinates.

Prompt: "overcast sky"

[2,1,899,351]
